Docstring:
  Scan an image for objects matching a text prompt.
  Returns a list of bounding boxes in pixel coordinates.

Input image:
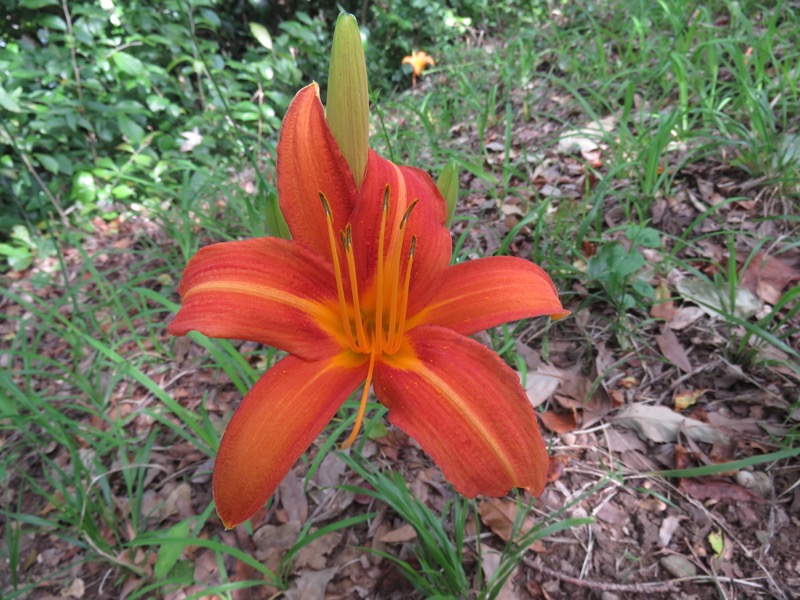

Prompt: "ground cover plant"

[1,0,799,598]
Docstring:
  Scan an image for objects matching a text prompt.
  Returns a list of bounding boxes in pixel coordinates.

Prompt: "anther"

[319,192,332,217]
[400,199,419,229]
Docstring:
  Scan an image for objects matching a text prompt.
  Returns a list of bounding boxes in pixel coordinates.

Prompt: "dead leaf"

[481,548,518,600]
[478,499,545,552]
[285,567,337,600]
[294,530,342,570]
[379,523,417,544]
[668,306,705,330]
[650,281,677,321]
[679,478,767,503]
[62,578,85,598]
[278,468,308,524]
[162,482,193,521]
[525,363,564,408]
[193,548,220,586]
[676,277,760,319]
[545,455,568,483]
[557,116,616,155]
[655,325,692,373]
[253,521,301,561]
[658,515,682,547]
[612,404,730,444]
[660,554,697,578]
[674,389,708,410]
[538,410,577,434]
[738,249,800,304]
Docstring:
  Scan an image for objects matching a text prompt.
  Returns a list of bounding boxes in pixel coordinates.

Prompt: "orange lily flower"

[402,50,435,86]
[168,83,568,529]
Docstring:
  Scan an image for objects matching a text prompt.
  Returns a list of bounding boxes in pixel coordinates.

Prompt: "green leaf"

[72,172,97,204]
[436,159,459,227]
[35,153,59,174]
[111,184,134,199]
[154,520,192,579]
[708,530,724,556]
[265,189,291,240]
[19,0,59,7]
[0,243,32,271]
[117,114,145,143]
[249,22,273,50]
[613,249,645,278]
[626,225,661,248]
[39,15,67,31]
[0,85,22,112]
[112,52,144,76]
[632,278,655,299]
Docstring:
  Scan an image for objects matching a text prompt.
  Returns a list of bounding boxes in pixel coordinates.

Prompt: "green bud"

[436,159,459,227]
[265,189,291,240]
[326,13,369,186]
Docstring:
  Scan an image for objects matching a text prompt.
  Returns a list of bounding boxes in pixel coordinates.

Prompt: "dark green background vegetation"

[0,0,522,268]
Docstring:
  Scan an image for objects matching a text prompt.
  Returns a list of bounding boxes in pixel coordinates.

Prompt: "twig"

[524,558,678,593]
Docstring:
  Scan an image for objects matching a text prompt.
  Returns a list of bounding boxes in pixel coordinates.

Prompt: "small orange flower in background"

[402,50,435,86]
[168,14,568,530]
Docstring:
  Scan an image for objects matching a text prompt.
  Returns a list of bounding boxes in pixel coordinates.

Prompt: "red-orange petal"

[277,83,358,262]
[349,150,452,311]
[213,352,368,528]
[407,256,569,335]
[374,326,549,498]
[168,238,346,361]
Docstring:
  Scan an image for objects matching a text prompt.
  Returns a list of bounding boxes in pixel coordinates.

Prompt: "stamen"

[386,236,416,355]
[343,224,368,352]
[341,349,377,449]
[386,199,418,349]
[374,185,390,355]
[320,193,358,353]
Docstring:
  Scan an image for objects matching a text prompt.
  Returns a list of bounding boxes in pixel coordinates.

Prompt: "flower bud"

[326,13,369,186]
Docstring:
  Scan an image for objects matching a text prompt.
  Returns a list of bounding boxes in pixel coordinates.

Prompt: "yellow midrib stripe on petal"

[388,351,517,481]
[186,280,345,340]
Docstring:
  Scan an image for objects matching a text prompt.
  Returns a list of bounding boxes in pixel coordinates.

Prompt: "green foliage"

[0,0,315,246]
[585,225,661,311]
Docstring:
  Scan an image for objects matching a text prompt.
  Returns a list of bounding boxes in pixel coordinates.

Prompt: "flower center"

[320,186,417,447]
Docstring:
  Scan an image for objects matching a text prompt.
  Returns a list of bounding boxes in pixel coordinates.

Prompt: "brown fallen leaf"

[651,281,678,321]
[679,477,767,503]
[293,530,343,570]
[278,468,308,524]
[738,249,800,304]
[478,499,545,552]
[285,567,337,600]
[481,548,518,600]
[545,455,569,483]
[379,523,417,543]
[525,363,565,408]
[538,410,577,434]
[612,404,729,444]
[655,325,692,373]
[673,389,708,410]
